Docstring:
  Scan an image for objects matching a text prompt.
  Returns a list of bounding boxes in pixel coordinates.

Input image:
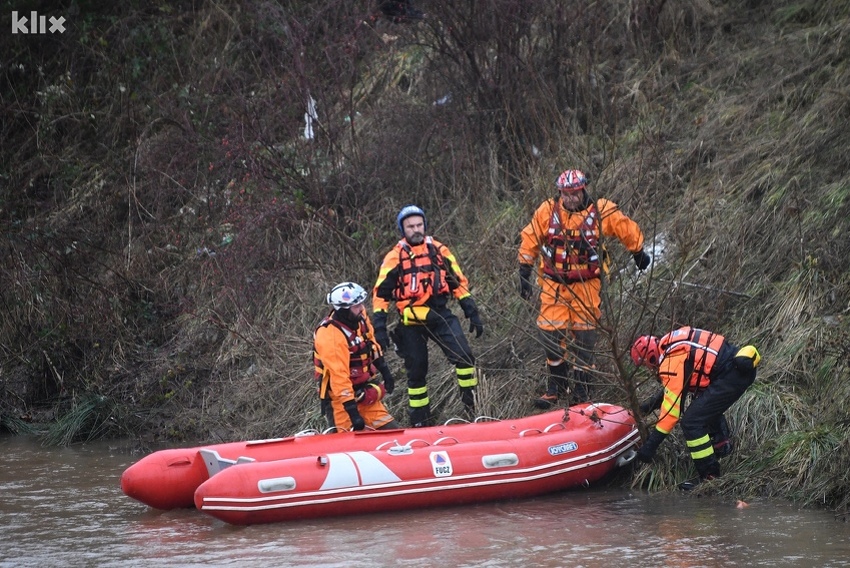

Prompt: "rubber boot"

[679,456,721,491]
[534,363,569,409]
[709,414,733,458]
[409,404,431,428]
[694,455,721,481]
[320,398,335,431]
[459,386,475,418]
[571,367,591,404]
[570,330,596,403]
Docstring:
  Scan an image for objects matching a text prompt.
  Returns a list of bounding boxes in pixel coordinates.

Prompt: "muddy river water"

[2,435,848,567]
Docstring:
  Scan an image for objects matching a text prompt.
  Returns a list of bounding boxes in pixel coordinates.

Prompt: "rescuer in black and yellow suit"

[372,205,484,427]
[631,327,760,488]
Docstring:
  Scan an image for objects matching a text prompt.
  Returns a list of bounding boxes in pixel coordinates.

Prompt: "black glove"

[633,249,651,271]
[375,356,395,394]
[519,264,534,300]
[636,429,667,463]
[372,311,389,351]
[459,297,484,338]
[343,399,365,431]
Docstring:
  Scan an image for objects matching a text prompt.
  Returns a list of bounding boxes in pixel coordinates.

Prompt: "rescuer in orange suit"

[518,169,650,408]
[630,327,760,488]
[372,205,484,427]
[313,282,401,432]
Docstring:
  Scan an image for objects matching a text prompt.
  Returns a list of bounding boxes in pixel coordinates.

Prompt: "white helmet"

[327,282,368,310]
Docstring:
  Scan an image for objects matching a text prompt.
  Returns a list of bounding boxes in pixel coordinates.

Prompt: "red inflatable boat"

[122,403,637,511]
[194,403,638,525]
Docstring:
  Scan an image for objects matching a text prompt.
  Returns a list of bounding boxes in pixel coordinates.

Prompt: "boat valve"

[317,456,328,467]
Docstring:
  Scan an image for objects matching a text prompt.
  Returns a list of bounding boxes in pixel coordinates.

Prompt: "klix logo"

[11,11,66,34]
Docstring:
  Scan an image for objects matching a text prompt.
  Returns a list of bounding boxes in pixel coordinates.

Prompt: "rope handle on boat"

[443,415,501,425]
[293,429,321,437]
[375,438,431,451]
[434,436,459,445]
[519,428,542,437]
[443,417,471,425]
[519,423,568,436]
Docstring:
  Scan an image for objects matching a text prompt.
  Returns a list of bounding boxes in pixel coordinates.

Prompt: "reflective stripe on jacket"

[655,326,728,434]
[313,313,380,403]
[541,200,601,282]
[373,236,470,315]
[518,197,644,283]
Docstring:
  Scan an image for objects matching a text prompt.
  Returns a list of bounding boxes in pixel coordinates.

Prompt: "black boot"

[709,414,734,458]
[570,330,596,403]
[571,368,591,404]
[409,404,431,428]
[679,458,721,491]
[460,387,475,414]
[694,455,721,481]
[534,363,569,409]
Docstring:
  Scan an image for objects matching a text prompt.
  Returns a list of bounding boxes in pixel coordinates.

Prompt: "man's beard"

[407,232,425,245]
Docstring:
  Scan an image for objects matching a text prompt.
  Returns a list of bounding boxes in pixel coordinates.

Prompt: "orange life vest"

[313,315,378,393]
[658,327,726,390]
[393,236,455,304]
[541,200,602,283]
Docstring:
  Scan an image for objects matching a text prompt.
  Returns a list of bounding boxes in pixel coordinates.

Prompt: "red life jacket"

[313,314,378,395]
[541,200,602,283]
[393,236,453,304]
[658,327,726,390]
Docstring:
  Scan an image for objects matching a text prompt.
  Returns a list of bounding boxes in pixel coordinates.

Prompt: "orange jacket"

[313,313,382,405]
[373,236,471,315]
[518,197,644,281]
[654,327,727,434]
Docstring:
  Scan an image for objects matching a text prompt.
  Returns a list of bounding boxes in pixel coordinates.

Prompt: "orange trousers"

[536,277,602,332]
[330,397,395,431]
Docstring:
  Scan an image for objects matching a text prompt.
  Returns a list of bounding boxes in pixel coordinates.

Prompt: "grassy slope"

[1,1,848,510]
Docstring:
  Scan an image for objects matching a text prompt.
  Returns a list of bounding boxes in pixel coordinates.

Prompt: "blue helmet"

[396,205,427,235]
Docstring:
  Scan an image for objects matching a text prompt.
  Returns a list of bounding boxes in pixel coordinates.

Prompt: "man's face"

[349,303,365,318]
[559,188,584,208]
[402,215,425,245]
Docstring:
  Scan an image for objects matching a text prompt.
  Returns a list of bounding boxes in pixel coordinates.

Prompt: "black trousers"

[395,307,475,424]
[396,308,474,381]
[681,358,756,477]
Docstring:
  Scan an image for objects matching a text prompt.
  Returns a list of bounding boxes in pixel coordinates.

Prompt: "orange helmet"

[556,169,587,192]
[630,335,660,367]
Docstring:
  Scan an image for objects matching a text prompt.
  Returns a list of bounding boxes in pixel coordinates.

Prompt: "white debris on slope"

[304,95,318,140]
[621,232,668,279]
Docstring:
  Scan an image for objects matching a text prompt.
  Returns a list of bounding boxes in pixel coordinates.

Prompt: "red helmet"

[556,169,587,192]
[630,335,660,367]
